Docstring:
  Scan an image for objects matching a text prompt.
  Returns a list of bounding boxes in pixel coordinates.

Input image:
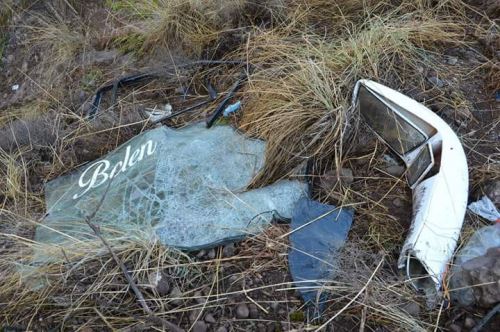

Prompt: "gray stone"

[339,168,354,185]
[215,327,227,332]
[81,50,119,66]
[235,303,250,318]
[257,323,266,332]
[204,313,216,324]
[189,309,202,323]
[169,286,183,305]
[21,61,28,72]
[270,301,279,311]
[196,249,206,258]
[428,76,445,88]
[223,243,236,257]
[446,56,458,65]
[464,317,475,329]
[449,323,461,332]
[451,244,500,307]
[384,165,405,177]
[392,198,404,208]
[401,301,420,317]
[194,291,205,304]
[207,249,216,260]
[192,321,207,332]
[483,181,500,206]
[148,271,170,295]
[249,304,259,319]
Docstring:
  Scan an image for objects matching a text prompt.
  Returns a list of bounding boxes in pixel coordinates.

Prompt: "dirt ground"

[0,1,499,331]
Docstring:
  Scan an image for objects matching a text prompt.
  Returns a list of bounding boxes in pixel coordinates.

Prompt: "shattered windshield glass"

[37,123,306,258]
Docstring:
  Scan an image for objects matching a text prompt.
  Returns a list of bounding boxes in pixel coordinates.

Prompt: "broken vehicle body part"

[36,123,306,261]
[352,79,469,297]
[288,198,354,316]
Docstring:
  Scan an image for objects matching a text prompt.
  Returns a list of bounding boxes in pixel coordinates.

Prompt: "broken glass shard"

[37,123,307,258]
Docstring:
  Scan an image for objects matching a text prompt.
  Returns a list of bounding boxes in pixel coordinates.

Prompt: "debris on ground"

[468,196,500,222]
[0,0,499,330]
[354,79,468,304]
[288,198,354,316]
[450,223,500,307]
[37,123,306,255]
[222,100,241,117]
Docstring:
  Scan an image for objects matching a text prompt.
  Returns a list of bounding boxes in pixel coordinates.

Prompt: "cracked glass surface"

[37,123,307,255]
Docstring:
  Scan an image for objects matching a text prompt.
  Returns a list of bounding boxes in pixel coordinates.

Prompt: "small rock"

[21,61,28,72]
[228,275,239,285]
[189,309,202,323]
[339,168,354,185]
[257,323,266,332]
[80,328,93,332]
[270,301,279,311]
[196,249,206,258]
[204,313,216,324]
[215,327,228,332]
[235,303,250,318]
[464,317,475,329]
[449,323,461,332]
[194,291,205,304]
[192,321,207,332]
[78,90,87,103]
[427,76,445,88]
[392,198,404,208]
[401,301,420,317]
[446,56,458,65]
[384,165,405,177]
[266,323,277,332]
[148,271,170,295]
[249,304,259,319]
[207,248,216,259]
[319,167,354,190]
[223,243,236,257]
[81,50,119,66]
[483,181,500,206]
[169,286,183,305]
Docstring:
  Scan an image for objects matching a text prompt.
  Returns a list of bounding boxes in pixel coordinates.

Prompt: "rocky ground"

[0,1,499,331]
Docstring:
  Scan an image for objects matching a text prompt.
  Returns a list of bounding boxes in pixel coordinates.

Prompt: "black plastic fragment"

[205,73,246,128]
[87,60,246,119]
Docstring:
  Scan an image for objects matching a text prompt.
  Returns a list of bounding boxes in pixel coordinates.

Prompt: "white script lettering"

[72,140,157,199]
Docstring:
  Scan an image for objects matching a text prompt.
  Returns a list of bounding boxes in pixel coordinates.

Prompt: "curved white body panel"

[354,80,468,294]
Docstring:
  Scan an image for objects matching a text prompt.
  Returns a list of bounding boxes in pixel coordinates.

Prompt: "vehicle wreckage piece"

[36,123,306,260]
[352,79,468,297]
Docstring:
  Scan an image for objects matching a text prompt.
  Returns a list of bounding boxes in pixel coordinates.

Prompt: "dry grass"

[0,0,498,331]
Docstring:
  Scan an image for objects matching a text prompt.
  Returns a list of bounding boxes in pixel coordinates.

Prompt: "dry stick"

[314,257,385,331]
[84,182,184,332]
